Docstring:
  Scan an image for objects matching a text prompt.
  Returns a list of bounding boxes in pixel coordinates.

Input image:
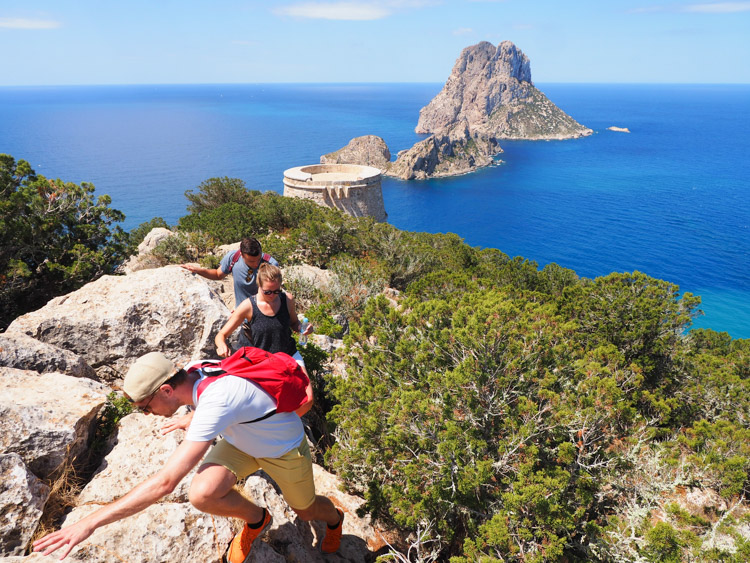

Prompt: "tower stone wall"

[283,164,387,222]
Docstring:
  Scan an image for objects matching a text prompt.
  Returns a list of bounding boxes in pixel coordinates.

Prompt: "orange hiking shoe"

[321,508,344,554]
[224,509,273,563]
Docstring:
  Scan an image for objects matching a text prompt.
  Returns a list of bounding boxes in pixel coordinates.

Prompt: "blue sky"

[2,1,749,85]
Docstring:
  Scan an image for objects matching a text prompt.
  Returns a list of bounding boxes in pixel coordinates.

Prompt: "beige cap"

[123,352,175,402]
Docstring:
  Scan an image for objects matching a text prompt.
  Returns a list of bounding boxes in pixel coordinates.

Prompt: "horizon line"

[1,80,750,88]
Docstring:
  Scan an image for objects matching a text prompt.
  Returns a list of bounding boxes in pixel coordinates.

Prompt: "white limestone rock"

[0,453,50,556]
[6,266,230,383]
[283,264,335,291]
[0,332,97,380]
[1,553,50,562]
[117,227,177,274]
[137,227,175,254]
[60,502,233,563]
[78,409,197,505]
[0,368,109,479]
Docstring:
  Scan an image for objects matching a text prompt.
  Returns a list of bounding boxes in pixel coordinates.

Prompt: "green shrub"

[643,522,688,563]
[0,154,127,329]
[151,231,217,264]
[301,303,343,338]
[184,177,257,213]
[327,255,388,320]
[90,392,133,455]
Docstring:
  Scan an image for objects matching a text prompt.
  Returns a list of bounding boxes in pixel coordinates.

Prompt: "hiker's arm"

[287,293,312,335]
[216,299,253,357]
[33,439,211,560]
[294,379,315,417]
[181,263,227,280]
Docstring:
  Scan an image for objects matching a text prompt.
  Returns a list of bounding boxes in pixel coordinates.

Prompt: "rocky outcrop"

[59,411,234,562]
[137,227,175,254]
[0,367,109,480]
[0,453,50,556]
[321,126,501,181]
[55,408,391,562]
[0,264,397,560]
[0,332,97,380]
[321,135,391,170]
[77,410,199,505]
[118,227,176,274]
[416,41,591,140]
[61,502,233,562]
[387,123,501,180]
[7,266,230,383]
[608,126,630,133]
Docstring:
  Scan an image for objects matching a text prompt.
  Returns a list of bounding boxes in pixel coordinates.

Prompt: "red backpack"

[188,347,309,423]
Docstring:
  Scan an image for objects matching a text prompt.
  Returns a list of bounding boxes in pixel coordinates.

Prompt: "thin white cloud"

[0,17,61,29]
[684,2,750,12]
[452,27,474,35]
[273,1,440,20]
[627,6,667,13]
[274,2,392,20]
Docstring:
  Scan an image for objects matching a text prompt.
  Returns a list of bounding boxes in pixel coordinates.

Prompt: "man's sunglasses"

[262,289,282,295]
[136,389,159,414]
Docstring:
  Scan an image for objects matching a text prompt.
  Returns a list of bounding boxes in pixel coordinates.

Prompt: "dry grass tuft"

[28,453,87,551]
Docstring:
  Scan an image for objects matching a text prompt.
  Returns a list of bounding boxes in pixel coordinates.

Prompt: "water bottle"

[299,317,310,346]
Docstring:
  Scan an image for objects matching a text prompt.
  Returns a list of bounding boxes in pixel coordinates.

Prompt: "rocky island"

[416,40,592,140]
[321,40,591,180]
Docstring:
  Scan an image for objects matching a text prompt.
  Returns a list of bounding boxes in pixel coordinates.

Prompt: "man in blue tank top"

[181,237,278,307]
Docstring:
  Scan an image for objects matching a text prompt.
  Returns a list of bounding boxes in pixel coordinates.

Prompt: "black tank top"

[249,293,298,357]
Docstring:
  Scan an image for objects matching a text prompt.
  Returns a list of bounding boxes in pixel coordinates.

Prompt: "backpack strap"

[228,249,242,272]
[240,409,277,424]
[231,251,272,272]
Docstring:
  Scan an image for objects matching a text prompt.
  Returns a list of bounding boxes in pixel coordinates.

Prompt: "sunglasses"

[136,389,159,414]
[262,289,283,295]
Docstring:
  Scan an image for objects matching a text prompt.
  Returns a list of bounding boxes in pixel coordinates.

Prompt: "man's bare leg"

[293,495,341,526]
[188,463,264,523]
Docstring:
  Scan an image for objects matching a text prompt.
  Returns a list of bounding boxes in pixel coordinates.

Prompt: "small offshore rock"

[321,135,391,170]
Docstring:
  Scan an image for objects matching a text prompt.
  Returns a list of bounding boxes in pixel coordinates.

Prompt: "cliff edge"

[416,41,591,140]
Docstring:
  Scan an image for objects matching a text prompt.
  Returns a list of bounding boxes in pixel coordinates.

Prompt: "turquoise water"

[0,83,748,338]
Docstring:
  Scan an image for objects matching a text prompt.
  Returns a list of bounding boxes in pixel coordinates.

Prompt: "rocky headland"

[321,40,591,180]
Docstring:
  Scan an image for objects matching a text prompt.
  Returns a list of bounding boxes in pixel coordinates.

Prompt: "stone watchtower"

[282,164,387,222]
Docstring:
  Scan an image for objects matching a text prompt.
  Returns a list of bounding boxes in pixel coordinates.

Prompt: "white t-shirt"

[185,367,305,459]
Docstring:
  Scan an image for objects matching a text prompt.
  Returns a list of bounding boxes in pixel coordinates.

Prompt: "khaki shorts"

[202,436,315,510]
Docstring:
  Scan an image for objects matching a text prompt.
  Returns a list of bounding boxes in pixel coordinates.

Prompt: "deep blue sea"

[1,83,748,338]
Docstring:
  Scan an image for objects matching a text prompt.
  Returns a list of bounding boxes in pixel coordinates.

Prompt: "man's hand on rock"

[161,411,194,435]
[33,518,95,560]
